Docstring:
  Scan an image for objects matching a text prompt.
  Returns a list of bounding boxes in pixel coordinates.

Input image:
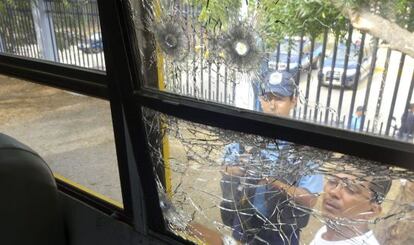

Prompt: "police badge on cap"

[269,72,283,85]
[263,71,296,97]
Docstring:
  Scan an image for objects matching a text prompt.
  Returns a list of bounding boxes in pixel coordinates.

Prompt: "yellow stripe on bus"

[157,47,173,198]
[54,173,124,209]
[154,0,172,199]
[375,67,385,73]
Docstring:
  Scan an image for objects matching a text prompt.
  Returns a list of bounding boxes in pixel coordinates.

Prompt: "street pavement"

[0,75,122,203]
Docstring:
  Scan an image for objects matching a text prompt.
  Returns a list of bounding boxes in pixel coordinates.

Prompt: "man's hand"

[188,223,224,245]
[266,177,318,208]
[222,166,245,177]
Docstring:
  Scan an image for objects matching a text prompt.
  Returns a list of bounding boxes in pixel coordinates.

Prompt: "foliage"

[187,0,414,48]
[0,0,30,12]
[0,0,36,51]
[0,0,99,51]
[0,0,92,13]
[257,0,347,48]
[190,0,242,32]
[350,0,414,30]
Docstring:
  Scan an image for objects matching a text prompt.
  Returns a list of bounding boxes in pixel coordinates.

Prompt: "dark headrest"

[0,133,65,245]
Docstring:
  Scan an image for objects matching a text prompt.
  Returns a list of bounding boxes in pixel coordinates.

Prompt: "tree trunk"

[330,1,414,58]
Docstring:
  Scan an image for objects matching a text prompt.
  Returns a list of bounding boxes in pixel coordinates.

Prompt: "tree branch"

[329,0,414,58]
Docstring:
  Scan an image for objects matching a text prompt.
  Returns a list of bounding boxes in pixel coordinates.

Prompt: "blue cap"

[262,71,296,97]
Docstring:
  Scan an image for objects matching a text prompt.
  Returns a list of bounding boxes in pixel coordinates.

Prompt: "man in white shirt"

[310,165,391,245]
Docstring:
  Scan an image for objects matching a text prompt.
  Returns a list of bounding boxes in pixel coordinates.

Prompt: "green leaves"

[191,0,242,31]
[187,0,412,50]
[257,0,348,48]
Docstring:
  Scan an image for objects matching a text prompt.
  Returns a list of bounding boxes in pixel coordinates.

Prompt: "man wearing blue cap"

[220,71,323,245]
[398,103,414,141]
[350,106,366,131]
[256,71,298,115]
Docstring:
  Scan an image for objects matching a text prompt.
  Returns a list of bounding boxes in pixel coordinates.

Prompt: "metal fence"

[0,2,40,58]
[2,1,413,142]
[0,0,105,70]
[289,29,414,141]
[160,3,414,143]
[44,0,105,69]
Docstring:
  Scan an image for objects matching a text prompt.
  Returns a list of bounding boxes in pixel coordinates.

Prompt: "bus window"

[133,0,414,145]
[2,0,412,244]
[142,107,414,245]
[0,0,106,71]
[0,74,122,206]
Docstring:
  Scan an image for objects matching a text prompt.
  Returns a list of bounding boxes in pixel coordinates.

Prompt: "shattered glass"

[130,1,414,244]
[131,0,414,143]
[143,107,414,245]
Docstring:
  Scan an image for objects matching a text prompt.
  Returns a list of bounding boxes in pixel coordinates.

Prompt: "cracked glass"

[143,107,414,245]
[131,0,414,144]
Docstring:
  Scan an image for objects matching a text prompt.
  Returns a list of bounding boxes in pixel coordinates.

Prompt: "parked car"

[268,37,323,72]
[320,42,371,88]
[78,32,103,53]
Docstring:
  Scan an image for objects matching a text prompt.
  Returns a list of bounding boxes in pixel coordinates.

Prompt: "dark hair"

[331,154,391,204]
[356,106,366,112]
[370,177,392,204]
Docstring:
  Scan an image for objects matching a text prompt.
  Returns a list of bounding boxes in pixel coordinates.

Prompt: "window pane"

[0,74,121,205]
[143,107,414,245]
[133,0,414,144]
[0,0,105,71]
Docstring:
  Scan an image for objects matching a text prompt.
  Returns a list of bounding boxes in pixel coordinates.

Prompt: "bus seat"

[0,133,66,245]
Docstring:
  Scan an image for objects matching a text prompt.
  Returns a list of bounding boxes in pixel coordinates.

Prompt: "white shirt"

[309,226,380,245]
[234,73,255,110]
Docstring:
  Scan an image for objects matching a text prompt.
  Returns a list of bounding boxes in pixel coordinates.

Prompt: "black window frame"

[102,0,414,241]
[0,0,413,244]
[0,53,138,223]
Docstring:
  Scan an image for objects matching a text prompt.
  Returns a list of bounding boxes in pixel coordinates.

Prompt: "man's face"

[322,173,379,221]
[259,93,296,116]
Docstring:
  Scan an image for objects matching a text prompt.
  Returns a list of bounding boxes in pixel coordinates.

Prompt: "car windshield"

[90,33,101,41]
[330,44,359,62]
